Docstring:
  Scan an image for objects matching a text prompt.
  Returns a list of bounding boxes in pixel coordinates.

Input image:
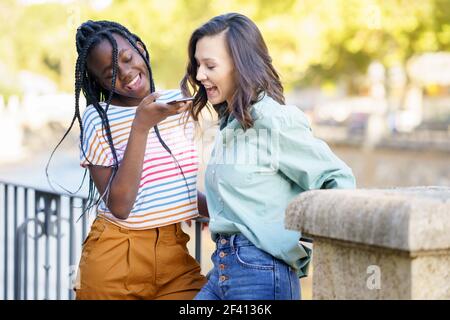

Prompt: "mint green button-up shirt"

[205,94,356,277]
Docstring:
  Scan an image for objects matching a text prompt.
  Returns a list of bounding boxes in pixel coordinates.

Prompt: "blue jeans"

[195,234,301,300]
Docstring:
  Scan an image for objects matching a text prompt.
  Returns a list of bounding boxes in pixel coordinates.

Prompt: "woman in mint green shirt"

[181,13,356,300]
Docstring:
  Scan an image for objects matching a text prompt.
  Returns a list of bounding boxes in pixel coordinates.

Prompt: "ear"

[136,41,147,57]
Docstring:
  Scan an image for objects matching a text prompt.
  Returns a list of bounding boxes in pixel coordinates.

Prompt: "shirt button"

[219,251,226,258]
[220,239,227,245]
[219,264,225,270]
[219,275,227,282]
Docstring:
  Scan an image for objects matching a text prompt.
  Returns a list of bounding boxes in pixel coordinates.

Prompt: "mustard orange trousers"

[75,217,206,300]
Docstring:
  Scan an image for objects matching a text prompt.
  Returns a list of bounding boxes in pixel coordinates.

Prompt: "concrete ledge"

[285,186,450,253]
[285,186,450,299]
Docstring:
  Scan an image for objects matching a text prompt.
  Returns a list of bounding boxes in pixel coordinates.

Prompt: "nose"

[196,65,207,82]
[121,71,133,84]
[118,67,134,84]
[117,59,133,83]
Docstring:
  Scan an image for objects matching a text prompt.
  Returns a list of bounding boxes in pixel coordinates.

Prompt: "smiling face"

[86,33,151,106]
[195,31,236,106]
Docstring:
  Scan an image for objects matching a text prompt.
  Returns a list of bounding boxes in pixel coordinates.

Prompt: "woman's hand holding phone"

[166,96,195,105]
[133,93,192,133]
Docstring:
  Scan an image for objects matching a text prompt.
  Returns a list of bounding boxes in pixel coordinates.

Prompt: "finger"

[176,105,190,114]
[150,91,162,100]
[166,102,185,114]
[143,92,161,104]
[183,101,193,110]
[172,101,186,108]
[171,102,189,114]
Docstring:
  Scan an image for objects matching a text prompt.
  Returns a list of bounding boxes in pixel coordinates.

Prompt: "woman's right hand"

[133,92,190,132]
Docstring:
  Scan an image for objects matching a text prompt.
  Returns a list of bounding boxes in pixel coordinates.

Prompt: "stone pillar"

[285,187,450,299]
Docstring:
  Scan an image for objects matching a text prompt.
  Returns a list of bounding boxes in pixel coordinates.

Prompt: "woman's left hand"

[184,216,209,230]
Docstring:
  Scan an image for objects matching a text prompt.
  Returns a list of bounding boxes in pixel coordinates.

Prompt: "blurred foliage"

[0,0,449,94]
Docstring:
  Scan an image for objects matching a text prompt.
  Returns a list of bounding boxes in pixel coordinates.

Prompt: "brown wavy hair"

[181,13,284,130]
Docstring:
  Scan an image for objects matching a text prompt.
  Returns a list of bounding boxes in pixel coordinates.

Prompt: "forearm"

[107,123,150,218]
[197,190,209,217]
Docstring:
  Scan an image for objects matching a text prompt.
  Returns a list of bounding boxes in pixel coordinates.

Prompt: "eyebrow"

[195,57,217,64]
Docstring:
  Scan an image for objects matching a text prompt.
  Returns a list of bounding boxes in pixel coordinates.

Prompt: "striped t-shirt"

[80,89,199,229]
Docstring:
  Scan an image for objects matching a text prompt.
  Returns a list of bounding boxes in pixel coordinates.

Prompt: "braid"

[48,20,193,220]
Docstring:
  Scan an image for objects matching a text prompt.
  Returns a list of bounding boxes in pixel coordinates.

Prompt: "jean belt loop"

[230,234,237,253]
[216,235,221,247]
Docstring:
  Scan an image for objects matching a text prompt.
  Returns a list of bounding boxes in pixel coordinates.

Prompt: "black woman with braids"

[62,20,207,299]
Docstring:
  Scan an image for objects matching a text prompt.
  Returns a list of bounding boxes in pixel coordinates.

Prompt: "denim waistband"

[215,233,254,251]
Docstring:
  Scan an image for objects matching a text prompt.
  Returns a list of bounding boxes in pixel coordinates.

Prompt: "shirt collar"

[218,91,267,131]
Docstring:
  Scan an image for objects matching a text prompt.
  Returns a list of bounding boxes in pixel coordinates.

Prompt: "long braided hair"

[47,20,192,217]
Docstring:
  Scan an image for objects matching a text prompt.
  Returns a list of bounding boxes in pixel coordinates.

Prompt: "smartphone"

[167,96,195,105]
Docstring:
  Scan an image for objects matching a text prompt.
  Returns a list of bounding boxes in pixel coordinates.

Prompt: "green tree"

[0,0,448,96]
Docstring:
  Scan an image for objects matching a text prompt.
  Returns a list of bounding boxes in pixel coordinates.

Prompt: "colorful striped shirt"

[79,89,199,229]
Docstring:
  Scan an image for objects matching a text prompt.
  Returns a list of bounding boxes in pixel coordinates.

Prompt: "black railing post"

[23,188,28,300]
[81,199,87,242]
[194,216,208,265]
[68,197,75,300]
[195,221,202,263]
[4,184,8,300]
[14,222,23,299]
[33,189,39,300]
[13,186,19,299]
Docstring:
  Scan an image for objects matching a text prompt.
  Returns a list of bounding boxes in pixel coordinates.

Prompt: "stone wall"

[285,187,450,299]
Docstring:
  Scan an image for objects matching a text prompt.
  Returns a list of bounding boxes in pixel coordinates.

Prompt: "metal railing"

[1,181,206,300]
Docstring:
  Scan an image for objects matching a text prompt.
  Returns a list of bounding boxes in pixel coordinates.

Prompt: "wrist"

[131,118,152,135]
